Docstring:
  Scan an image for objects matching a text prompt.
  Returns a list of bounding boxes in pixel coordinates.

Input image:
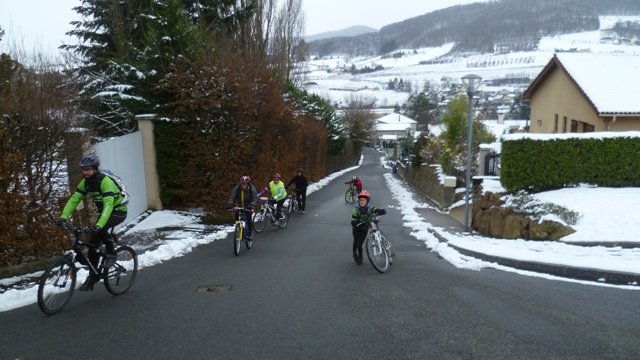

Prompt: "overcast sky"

[0,0,486,55]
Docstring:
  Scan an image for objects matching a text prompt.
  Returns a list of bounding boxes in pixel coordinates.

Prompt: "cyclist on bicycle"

[56,155,127,291]
[258,173,287,221]
[226,175,258,239]
[350,190,385,265]
[345,175,363,194]
[286,168,308,213]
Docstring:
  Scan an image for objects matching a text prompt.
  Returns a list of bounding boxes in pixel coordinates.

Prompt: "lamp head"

[461,74,482,94]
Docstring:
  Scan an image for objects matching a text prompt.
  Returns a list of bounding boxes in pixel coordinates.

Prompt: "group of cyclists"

[226,169,309,239]
[225,172,386,266]
[57,154,386,293]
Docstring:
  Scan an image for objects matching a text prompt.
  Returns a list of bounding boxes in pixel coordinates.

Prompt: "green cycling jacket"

[60,173,127,228]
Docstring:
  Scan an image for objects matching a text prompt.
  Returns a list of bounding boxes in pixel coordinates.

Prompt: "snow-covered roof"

[376,123,414,132]
[380,134,398,140]
[526,53,640,115]
[376,113,417,124]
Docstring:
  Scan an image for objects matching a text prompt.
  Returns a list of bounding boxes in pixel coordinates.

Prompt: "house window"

[553,114,558,133]
[583,123,595,132]
[562,116,567,132]
[571,120,578,132]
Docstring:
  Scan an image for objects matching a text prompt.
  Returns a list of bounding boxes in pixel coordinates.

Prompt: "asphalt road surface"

[1,148,639,359]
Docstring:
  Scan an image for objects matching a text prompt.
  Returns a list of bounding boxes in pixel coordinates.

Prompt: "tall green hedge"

[501,135,640,192]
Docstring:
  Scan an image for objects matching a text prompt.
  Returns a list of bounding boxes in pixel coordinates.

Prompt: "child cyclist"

[350,190,386,265]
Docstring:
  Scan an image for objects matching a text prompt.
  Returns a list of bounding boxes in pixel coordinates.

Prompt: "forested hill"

[306,0,640,57]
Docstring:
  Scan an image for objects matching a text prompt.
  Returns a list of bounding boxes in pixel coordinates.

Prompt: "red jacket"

[345,177,363,192]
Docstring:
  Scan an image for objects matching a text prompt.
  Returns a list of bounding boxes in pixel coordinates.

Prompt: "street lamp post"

[461,74,482,232]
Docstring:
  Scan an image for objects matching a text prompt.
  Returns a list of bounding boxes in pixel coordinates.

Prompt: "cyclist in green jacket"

[259,173,288,221]
[57,155,128,291]
[350,190,385,265]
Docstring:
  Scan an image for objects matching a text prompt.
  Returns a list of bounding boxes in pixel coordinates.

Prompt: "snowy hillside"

[301,16,640,108]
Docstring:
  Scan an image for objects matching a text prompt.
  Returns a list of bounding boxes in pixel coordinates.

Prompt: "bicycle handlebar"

[354,213,384,228]
[228,207,253,212]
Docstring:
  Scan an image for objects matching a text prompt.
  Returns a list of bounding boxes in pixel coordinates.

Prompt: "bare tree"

[342,94,377,148]
[269,0,306,85]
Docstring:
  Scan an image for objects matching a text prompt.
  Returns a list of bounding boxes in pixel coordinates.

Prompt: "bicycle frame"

[254,197,288,232]
[232,207,251,230]
[66,226,116,277]
[359,214,392,273]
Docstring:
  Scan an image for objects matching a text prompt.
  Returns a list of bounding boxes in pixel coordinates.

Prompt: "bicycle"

[285,192,300,215]
[362,212,393,273]
[37,223,138,315]
[345,184,357,203]
[253,196,289,232]
[229,207,253,256]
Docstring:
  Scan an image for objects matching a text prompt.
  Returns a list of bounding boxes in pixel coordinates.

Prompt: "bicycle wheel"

[253,208,268,233]
[275,210,289,229]
[344,189,352,203]
[37,257,76,315]
[104,245,138,295]
[245,231,253,250]
[365,233,390,273]
[286,196,295,214]
[233,223,242,256]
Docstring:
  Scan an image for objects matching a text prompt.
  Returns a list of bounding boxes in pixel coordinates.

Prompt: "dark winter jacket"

[287,175,308,191]
[351,203,385,229]
[227,184,258,210]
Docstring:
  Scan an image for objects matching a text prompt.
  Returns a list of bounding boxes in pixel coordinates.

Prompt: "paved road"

[1,148,639,359]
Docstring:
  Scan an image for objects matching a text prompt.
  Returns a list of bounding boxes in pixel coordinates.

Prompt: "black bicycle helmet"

[79,155,100,170]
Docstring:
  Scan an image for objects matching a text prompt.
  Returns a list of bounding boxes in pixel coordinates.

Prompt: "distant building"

[524,53,640,133]
[374,113,418,160]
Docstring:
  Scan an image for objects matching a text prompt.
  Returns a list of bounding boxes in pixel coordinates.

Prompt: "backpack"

[101,169,130,205]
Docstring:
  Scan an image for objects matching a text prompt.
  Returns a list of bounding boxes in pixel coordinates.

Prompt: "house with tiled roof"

[523,53,640,133]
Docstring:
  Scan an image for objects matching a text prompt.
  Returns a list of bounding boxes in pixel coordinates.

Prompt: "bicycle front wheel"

[234,223,242,256]
[365,233,390,273]
[344,189,352,203]
[104,245,138,295]
[275,211,289,229]
[253,209,268,233]
[286,197,295,214]
[37,257,76,315]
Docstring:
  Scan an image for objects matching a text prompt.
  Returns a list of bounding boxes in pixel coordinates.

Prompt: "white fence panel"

[96,132,147,228]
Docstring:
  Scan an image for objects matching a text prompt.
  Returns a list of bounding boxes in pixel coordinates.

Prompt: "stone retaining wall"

[395,162,456,209]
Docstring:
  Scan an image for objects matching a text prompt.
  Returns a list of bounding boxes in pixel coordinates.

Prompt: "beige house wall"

[529,67,640,133]
[529,68,602,133]
[609,116,640,131]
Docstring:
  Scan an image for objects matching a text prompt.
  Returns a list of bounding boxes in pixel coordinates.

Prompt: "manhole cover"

[196,285,232,293]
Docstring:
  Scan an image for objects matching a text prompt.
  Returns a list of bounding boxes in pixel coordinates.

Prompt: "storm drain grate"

[196,285,233,293]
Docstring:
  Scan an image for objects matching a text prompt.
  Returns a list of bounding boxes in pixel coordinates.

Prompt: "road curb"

[427,228,640,287]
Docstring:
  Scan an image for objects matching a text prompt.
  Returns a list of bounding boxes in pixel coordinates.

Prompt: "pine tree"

[64,0,256,136]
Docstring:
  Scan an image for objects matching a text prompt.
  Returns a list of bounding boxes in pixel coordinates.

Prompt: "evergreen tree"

[440,94,495,177]
[64,0,256,136]
[405,92,437,131]
[285,84,347,156]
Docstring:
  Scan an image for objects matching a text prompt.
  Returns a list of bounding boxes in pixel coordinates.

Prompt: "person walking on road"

[286,168,308,213]
[350,190,385,265]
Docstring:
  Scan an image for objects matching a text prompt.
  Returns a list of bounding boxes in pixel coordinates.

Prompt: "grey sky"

[0,0,487,55]
[304,0,488,35]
